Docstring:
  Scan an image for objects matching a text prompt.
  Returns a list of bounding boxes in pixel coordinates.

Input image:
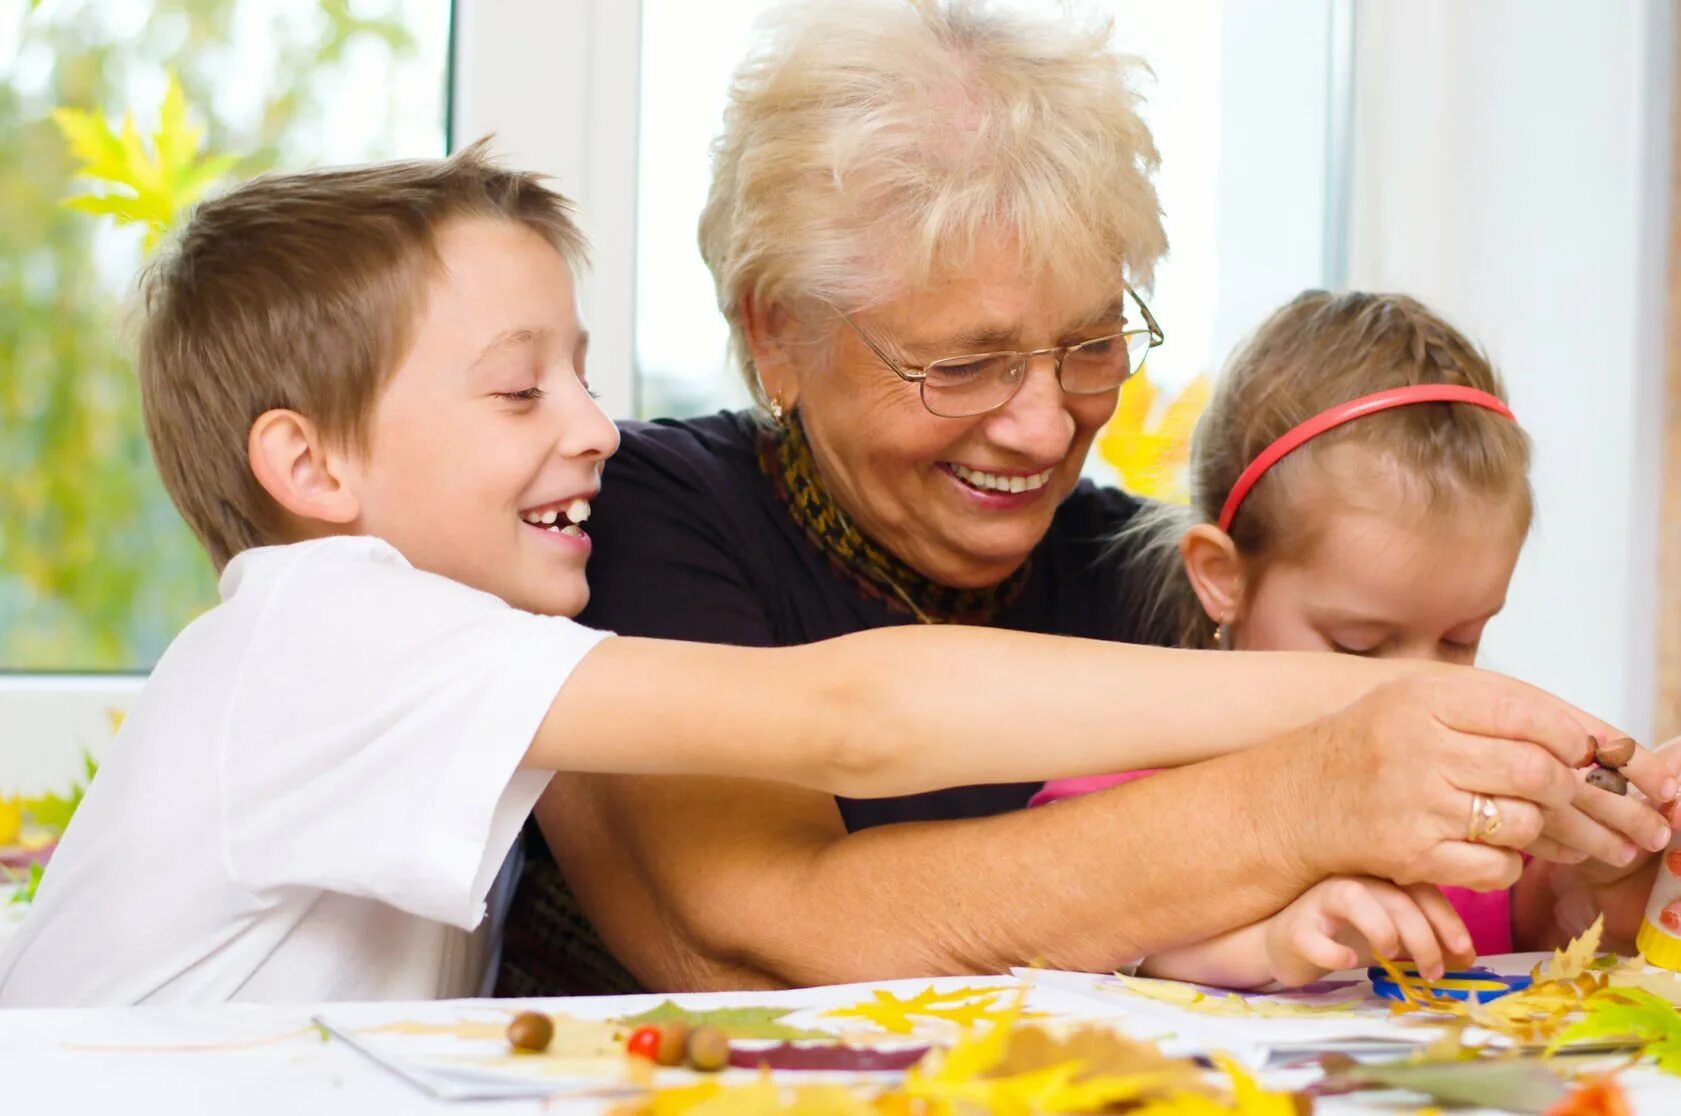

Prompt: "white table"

[5,981,1681,1114]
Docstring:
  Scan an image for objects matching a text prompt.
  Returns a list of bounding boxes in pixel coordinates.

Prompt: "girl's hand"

[1264,876,1475,988]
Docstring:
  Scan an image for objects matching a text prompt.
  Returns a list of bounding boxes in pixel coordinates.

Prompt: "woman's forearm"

[608,746,1322,987]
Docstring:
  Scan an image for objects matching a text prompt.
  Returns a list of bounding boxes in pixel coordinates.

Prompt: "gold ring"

[1467,793,1503,843]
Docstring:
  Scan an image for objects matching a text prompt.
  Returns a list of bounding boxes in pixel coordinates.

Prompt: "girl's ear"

[248,409,361,528]
[1180,523,1248,629]
[741,297,803,410]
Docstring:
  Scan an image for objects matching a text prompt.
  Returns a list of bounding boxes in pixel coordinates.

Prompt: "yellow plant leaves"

[1544,916,1606,983]
[0,797,20,846]
[1096,371,1210,503]
[53,73,238,251]
[825,986,1024,1036]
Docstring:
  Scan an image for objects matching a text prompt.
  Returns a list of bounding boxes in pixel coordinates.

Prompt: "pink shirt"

[1030,773,1514,956]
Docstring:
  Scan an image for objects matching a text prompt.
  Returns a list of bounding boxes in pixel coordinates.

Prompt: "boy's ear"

[740,297,802,410]
[1180,523,1248,628]
[248,409,361,527]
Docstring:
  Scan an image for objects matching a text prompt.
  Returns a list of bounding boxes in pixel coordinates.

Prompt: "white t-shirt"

[0,537,608,1007]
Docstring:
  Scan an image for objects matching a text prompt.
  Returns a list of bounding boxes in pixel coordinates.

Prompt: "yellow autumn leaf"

[1543,915,1605,983]
[825,985,1022,1036]
[52,73,238,251]
[1096,371,1210,503]
[0,796,21,846]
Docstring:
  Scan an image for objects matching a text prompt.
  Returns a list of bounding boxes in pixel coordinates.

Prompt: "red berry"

[1666,849,1681,877]
[1661,901,1681,933]
[626,1024,662,1062]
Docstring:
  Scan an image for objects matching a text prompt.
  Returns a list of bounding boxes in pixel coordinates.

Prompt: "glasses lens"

[922,353,1025,417]
[1060,332,1142,393]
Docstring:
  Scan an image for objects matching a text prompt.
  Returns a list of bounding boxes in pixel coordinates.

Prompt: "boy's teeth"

[540,509,559,525]
[559,524,584,538]
[566,498,591,523]
[950,463,1054,493]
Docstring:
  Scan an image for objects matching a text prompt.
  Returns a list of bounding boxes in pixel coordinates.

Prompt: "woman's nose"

[982,355,1077,461]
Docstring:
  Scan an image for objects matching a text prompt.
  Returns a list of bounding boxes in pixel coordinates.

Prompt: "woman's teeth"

[949,463,1054,494]
[522,498,592,534]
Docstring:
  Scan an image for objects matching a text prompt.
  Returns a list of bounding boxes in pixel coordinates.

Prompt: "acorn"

[1595,737,1637,769]
[686,1025,730,1072]
[508,1011,554,1053]
[1587,765,1629,795]
[654,1021,691,1067]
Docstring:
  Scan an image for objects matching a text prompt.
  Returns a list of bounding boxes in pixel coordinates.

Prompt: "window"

[632,0,1347,496]
[0,0,451,672]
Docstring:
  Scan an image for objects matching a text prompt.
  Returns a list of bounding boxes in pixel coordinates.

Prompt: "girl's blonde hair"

[1127,290,1533,649]
[699,0,1167,407]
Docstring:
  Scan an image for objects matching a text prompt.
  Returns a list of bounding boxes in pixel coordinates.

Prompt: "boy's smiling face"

[340,217,618,616]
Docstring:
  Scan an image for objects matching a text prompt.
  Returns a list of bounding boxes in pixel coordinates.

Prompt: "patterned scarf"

[756,413,1030,624]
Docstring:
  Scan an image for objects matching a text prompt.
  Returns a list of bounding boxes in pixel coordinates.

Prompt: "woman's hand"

[1290,673,1672,893]
[1264,876,1473,988]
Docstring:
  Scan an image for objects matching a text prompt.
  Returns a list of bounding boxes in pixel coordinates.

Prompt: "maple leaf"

[1095,371,1210,503]
[1543,916,1605,982]
[824,985,1021,1036]
[1550,987,1681,1076]
[617,1001,825,1041]
[52,73,239,251]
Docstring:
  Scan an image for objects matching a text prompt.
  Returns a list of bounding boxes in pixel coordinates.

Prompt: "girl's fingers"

[1291,922,1359,976]
[1406,883,1474,968]
[1368,883,1446,980]
[1324,879,1401,961]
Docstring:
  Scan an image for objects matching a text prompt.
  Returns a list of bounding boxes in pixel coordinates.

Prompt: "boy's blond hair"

[1124,291,1533,649]
[138,138,587,570]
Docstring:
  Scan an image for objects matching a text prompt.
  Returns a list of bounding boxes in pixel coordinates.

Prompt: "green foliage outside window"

[0,0,446,669]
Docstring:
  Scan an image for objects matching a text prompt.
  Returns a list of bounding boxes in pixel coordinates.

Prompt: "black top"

[576,410,1168,830]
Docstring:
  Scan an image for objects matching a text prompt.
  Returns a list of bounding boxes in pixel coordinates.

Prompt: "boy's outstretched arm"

[523,626,1598,798]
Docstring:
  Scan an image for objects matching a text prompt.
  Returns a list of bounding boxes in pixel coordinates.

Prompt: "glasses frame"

[839,288,1165,418]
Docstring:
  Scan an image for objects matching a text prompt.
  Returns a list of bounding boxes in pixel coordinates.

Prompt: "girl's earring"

[1212,618,1231,649]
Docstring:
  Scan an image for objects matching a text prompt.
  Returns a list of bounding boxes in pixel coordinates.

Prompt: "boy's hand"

[1264,876,1475,988]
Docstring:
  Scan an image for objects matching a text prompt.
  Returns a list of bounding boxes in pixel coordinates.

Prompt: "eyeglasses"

[839,288,1164,419]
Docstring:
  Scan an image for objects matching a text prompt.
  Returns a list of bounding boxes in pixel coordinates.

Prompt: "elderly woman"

[497,0,1663,994]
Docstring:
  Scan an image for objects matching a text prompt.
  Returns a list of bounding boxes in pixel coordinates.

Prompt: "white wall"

[1346,0,1673,734]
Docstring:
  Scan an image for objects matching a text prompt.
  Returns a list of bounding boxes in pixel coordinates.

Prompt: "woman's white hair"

[699,0,1168,406]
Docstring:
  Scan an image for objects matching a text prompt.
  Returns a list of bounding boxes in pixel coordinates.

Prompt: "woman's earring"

[1212,618,1231,649]
[768,393,786,424]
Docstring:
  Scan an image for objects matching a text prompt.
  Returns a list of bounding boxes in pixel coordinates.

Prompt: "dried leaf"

[1328,1058,1566,1113]
[1544,916,1606,983]
[825,985,1023,1036]
[617,1001,825,1041]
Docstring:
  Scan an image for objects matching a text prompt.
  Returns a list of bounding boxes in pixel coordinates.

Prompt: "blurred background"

[1,0,1677,803]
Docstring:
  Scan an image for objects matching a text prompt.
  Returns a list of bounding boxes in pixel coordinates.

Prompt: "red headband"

[1216,384,1517,534]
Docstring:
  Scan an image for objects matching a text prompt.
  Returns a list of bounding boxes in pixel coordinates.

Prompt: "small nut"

[654,1021,690,1067]
[1595,737,1637,769]
[1586,765,1629,795]
[686,1025,730,1072]
[508,1011,554,1053]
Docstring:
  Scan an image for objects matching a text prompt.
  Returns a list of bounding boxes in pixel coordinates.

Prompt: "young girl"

[1035,290,1660,988]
